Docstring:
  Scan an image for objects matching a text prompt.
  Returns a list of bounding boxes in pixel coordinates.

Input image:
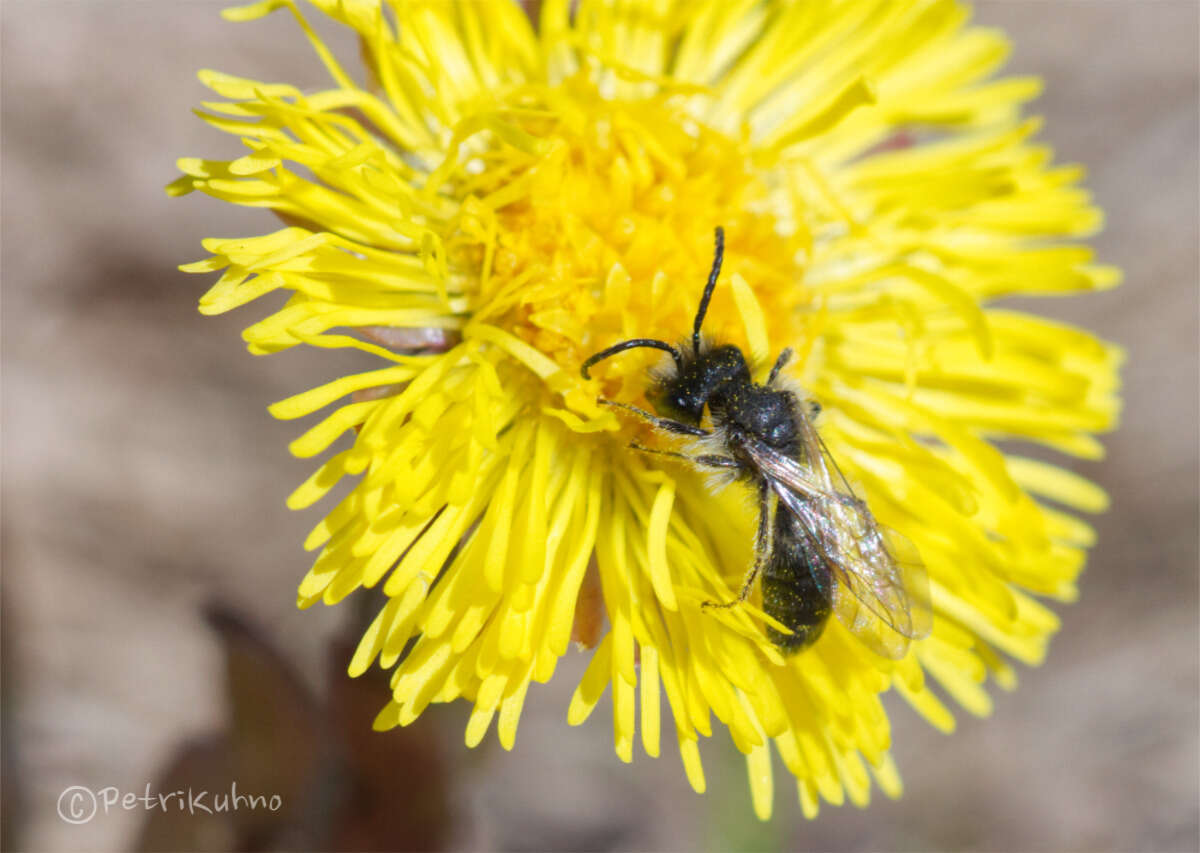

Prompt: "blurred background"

[2,1,1196,850]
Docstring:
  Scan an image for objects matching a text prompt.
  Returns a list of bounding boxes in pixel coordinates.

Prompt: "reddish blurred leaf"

[136,602,453,851]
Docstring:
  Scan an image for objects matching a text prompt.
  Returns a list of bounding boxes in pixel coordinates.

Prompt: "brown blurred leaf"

[206,604,325,849]
[324,632,452,852]
[132,734,237,853]
[136,602,453,851]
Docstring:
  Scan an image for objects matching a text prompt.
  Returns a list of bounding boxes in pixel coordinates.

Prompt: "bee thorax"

[717,386,797,449]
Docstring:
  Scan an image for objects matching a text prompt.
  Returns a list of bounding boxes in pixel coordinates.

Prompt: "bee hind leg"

[628,443,739,470]
[702,480,773,610]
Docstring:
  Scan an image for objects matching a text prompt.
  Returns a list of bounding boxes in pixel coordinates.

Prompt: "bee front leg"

[766,349,822,418]
[766,348,794,385]
[596,398,711,437]
[703,479,774,610]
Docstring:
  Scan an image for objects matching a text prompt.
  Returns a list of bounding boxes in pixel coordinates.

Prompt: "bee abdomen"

[763,512,832,653]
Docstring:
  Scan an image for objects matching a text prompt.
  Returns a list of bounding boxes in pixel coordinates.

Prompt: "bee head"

[651,344,749,425]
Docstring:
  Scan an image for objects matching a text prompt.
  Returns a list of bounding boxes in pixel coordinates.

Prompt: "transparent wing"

[743,434,932,658]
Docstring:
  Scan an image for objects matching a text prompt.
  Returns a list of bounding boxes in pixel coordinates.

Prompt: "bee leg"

[767,349,822,418]
[702,480,774,610]
[628,443,739,470]
[766,348,794,385]
[596,398,711,437]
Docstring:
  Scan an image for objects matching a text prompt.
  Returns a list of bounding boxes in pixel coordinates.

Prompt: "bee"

[581,227,931,657]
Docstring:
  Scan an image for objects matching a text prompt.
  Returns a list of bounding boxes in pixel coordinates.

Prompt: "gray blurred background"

[2,1,1196,851]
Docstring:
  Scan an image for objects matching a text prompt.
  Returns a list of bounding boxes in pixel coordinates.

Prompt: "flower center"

[450,73,811,402]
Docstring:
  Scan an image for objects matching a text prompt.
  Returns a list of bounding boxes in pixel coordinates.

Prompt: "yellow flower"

[171,0,1122,819]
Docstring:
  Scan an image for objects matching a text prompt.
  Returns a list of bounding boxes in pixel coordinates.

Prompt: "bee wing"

[743,436,932,659]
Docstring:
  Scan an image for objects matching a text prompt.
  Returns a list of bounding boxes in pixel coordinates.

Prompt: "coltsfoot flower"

[172,0,1122,818]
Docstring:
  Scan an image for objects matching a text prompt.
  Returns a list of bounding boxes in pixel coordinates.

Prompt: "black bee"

[581,227,931,657]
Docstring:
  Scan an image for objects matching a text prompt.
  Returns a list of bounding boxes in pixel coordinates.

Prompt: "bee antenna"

[692,226,724,356]
[580,338,684,379]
